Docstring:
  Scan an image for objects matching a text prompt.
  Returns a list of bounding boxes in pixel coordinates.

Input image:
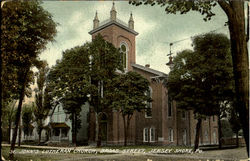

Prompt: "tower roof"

[89,3,138,36]
[94,11,99,21]
[111,2,116,12]
[89,18,139,35]
[129,12,134,22]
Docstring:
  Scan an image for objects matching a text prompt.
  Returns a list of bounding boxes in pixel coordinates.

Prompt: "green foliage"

[47,44,91,135]
[34,61,51,138]
[22,104,34,136]
[1,1,57,158]
[229,104,241,134]
[107,71,151,145]
[88,34,123,113]
[108,71,151,116]
[221,119,234,138]
[2,100,17,128]
[129,0,217,21]
[47,34,123,144]
[1,1,57,103]
[168,33,234,116]
[47,41,91,142]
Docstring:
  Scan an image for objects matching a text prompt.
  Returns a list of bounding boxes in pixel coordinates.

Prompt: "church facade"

[87,3,219,146]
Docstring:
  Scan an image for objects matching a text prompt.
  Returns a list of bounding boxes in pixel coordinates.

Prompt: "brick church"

[87,3,218,146]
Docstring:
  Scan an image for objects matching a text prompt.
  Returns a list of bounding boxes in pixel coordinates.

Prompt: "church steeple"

[128,12,134,30]
[110,2,117,21]
[93,11,99,29]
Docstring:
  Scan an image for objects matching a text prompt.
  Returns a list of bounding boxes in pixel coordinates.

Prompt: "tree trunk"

[0,25,2,159]
[9,69,29,160]
[219,1,249,155]
[95,112,101,147]
[236,131,239,148]
[97,123,101,147]
[126,116,131,146]
[18,121,21,147]
[38,129,42,145]
[74,112,77,145]
[122,115,127,146]
[123,114,132,146]
[8,119,11,144]
[193,118,202,151]
[218,114,222,149]
[72,112,76,145]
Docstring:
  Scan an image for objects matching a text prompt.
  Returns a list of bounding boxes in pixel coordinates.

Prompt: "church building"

[87,3,219,146]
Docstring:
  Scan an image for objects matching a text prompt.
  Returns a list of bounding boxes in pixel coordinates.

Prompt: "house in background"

[45,102,89,145]
[10,102,89,145]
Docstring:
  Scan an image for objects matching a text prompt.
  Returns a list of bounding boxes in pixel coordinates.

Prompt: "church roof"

[132,63,168,77]
[89,18,139,36]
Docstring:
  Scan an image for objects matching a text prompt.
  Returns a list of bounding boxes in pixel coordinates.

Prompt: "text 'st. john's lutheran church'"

[88,3,219,146]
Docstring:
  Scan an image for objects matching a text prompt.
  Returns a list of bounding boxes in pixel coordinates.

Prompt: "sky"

[39,1,230,74]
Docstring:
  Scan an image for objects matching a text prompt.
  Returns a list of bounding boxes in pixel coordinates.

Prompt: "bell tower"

[89,3,139,71]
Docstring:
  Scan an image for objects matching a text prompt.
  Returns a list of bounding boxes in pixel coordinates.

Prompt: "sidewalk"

[2,143,95,150]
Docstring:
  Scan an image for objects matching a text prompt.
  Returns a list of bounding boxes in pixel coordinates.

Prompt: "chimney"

[145,64,150,68]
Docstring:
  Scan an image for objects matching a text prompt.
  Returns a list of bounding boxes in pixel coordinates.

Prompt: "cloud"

[40,1,229,72]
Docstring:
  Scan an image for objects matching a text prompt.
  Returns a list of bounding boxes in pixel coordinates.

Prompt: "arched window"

[120,42,128,70]
[145,87,152,118]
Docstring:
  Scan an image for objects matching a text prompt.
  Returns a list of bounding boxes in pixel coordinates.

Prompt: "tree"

[34,61,51,145]
[22,104,34,140]
[108,71,151,146]
[192,33,234,149]
[2,100,17,144]
[47,45,91,145]
[221,119,234,138]
[229,104,242,147]
[1,1,57,159]
[48,35,122,146]
[167,33,234,151]
[87,34,123,147]
[129,0,249,154]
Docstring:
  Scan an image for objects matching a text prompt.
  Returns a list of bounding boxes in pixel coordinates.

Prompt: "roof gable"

[89,19,138,36]
[132,63,168,78]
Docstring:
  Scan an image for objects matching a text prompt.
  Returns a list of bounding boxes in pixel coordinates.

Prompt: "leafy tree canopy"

[130,0,249,154]
[47,34,123,144]
[22,104,34,136]
[2,1,57,157]
[106,71,152,146]
[1,1,57,102]
[129,0,217,21]
[168,33,233,116]
[108,71,152,114]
